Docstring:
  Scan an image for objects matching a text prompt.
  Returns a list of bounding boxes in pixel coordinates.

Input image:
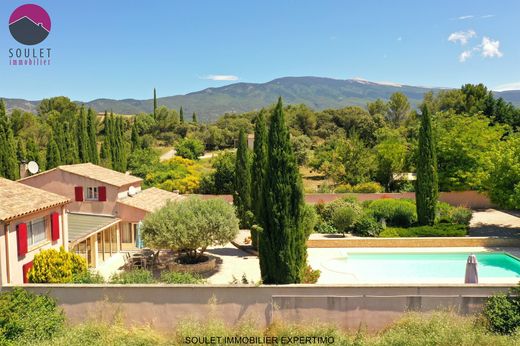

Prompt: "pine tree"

[46,133,61,169]
[416,104,438,225]
[77,107,90,163]
[233,129,252,228]
[87,108,99,164]
[259,98,306,284]
[153,88,157,119]
[180,107,184,123]
[131,121,140,151]
[251,109,268,248]
[192,112,197,123]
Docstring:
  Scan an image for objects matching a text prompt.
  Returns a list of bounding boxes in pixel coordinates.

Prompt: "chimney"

[19,161,28,179]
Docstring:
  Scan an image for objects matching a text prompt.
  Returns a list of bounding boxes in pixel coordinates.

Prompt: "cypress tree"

[233,129,252,228]
[46,133,61,169]
[251,109,268,249]
[54,122,66,161]
[259,98,306,284]
[416,104,438,226]
[87,108,99,164]
[180,107,184,123]
[63,121,79,164]
[77,107,90,163]
[26,137,40,164]
[131,121,140,151]
[16,138,27,162]
[153,88,157,119]
[5,128,18,179]
[192,112,197,123]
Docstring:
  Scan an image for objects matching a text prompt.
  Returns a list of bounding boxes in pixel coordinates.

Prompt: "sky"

[1,0,519,101]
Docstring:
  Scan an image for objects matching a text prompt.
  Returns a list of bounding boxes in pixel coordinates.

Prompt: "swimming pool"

[321,252,520,283]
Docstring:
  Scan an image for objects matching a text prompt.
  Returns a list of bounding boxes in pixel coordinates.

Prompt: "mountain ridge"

[3,76,520,122]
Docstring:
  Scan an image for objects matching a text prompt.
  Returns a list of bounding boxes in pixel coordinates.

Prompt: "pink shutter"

[51,213,60,241]
[75,186,84,201]
[23,261,33,284]
[17,223,28,257]
[98,186,107,201]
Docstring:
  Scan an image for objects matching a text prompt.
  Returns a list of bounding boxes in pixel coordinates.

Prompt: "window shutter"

[17,223,28,257]
[98,186,107,201]
[22,261,33,284]
[51,213,60,241]
[75,186,84,201]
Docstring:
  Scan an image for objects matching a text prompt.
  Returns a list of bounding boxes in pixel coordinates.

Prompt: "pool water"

[322,252,520,282]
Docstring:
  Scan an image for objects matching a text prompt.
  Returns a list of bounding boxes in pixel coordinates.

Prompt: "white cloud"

[480,36,503,58]
[457,15,474,20]
[481,14,495,18]
[448,30,476,45]
[493,82,520,92]
[201,75,239,81]
[459,50,472,62]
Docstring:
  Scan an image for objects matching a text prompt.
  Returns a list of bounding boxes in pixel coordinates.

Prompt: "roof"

[20,163,142,187]
[117,187,184,213]
[0,178,70,222]
[67,213,120,245]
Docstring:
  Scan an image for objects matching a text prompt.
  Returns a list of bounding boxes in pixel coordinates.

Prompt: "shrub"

[314,222,337,234]
[332,205,361,234]
[109,269,156,284]
[352,181,384,193]
[315,196,359,223]
[142,198,239,262]
[160,271,204,284]
[379,223,468,237]
[367,198,417,227]
[175,138,205,160]
[483,286,520,335]
[301,204,318,237]
[0,288,64,344]
[28,247,87,283]
[436,202,472,225]
[301,265,321,284]
[352,213,383,237]
[72,270,105,284]
[334,184,352,193]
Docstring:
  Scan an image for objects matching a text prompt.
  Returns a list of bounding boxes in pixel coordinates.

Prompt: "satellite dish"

[27,161,39,175]
[128,186,137,196]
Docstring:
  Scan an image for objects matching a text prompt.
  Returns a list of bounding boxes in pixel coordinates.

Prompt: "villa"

[0,178,70,285]
[17,163,183,269]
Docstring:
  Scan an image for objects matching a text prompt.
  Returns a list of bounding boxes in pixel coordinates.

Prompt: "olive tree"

[141,198,239,262]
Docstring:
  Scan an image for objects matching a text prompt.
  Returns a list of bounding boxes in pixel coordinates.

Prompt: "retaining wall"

[2,284,514,331]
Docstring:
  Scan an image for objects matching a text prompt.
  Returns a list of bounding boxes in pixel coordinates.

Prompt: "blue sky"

[1,0,519,101]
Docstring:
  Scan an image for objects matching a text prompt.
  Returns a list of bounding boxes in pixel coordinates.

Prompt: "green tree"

[233,129,252,228]
[63,121,79,164]
[153,88,157,119]
[367,98,389,117]
[374,129,408,191]
[26,137,41,165]
[192,112,197,123]
[46,133,62,169]
[87,108,99,164]
[199,151,235,194]
[259,98,306,284]
[176,138,204,160]
[142,198,239,262]
[16,138,27,163]
[487,135,520,209]
[131,121,140,151]
[387,92,411,126]
[76,107,90,163]
[251,110,268,248]
[180,106,184,123]
[416,104,438,226]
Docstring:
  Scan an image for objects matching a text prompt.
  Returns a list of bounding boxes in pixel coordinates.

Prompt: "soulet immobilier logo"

[8,3,52,66]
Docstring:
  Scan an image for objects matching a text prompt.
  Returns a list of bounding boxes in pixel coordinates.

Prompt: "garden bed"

[166,255,218,274]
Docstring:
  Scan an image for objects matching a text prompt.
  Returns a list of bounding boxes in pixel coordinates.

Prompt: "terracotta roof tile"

[117,187,184,213]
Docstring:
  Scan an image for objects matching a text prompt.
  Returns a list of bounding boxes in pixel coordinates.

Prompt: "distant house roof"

[117,187,184,213]
[0,178,70,222]
[67,213,120,245]
[20,163,143,187]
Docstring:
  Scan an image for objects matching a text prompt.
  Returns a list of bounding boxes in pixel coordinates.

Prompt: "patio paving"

[469,209,520,237]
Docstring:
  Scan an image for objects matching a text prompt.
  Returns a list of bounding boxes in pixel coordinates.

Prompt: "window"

[27,217,46,246]
[86,187,99,200]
